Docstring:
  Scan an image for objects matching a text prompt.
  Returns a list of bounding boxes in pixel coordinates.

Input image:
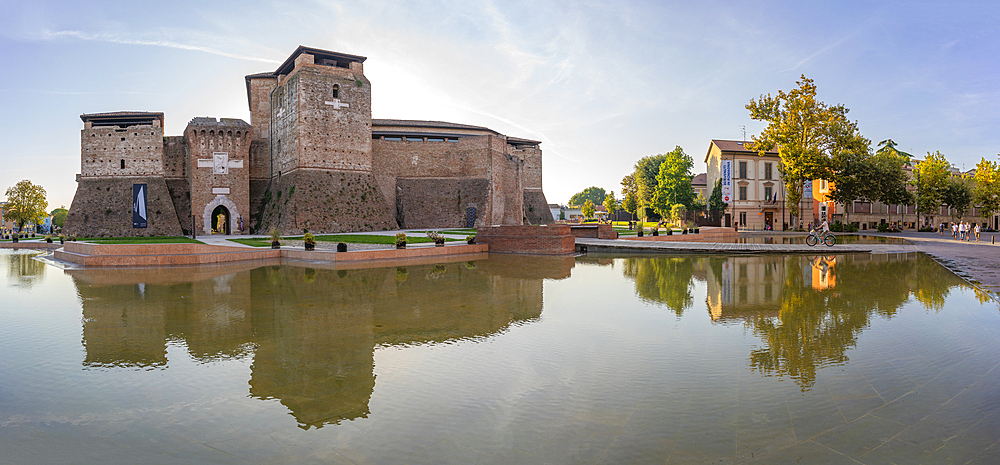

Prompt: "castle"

[65,46,553,237]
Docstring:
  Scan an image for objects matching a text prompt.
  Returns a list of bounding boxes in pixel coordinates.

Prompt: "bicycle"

[806,229,836,247]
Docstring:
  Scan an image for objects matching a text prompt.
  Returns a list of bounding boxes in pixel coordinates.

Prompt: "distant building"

[692,172,708,201]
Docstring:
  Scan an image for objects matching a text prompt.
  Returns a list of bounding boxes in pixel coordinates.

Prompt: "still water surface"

[1,250,999,464]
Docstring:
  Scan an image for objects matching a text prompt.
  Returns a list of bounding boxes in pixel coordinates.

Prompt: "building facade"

[705,139,813,230]
[65,46,552,237]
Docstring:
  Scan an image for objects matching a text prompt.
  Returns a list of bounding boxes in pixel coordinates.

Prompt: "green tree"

[913,151,952,217]
[568,187,606,207]
[829,150,875,224]
[746,75,868,226]
[974,158,1000,220]
[603,191,618,220]
[621,174,639,221]
[633,153,668,221]
[650,146,695,218]
[943,174,974,220]
[670,204,687,225]
[872,151,913,226]
[708,179,728,213]
[50,206,68,229]
[581,199,595,219]
[3,180,48,232]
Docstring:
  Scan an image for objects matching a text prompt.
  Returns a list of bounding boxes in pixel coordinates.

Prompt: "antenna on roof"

[740,125,746,143]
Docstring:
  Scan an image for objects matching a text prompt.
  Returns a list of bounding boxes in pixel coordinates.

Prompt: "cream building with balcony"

[705,140,814,230]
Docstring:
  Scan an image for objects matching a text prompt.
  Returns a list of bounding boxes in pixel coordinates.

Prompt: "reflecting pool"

[727,234,909,245]
[2,250,999,464]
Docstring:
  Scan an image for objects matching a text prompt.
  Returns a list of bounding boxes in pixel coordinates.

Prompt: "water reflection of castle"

[70,255,572,429]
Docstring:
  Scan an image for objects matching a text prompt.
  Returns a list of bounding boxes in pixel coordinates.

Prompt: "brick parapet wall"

[476,225,575,254]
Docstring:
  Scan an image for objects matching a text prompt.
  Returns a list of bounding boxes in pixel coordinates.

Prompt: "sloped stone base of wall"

[395,178,489,229]
[524,190,554,224]
[256,169,397,235]
[64,177,183,237]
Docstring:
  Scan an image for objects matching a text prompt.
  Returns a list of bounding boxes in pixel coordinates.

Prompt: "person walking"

[975,223,981,241]
[953,222,958,238]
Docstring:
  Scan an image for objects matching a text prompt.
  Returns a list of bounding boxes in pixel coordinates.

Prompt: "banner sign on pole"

[133,183,148,229]
[721,159,732,203]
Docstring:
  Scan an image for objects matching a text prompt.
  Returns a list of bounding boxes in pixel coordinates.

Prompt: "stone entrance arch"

[212,205,230,234]
[203,195,240,235]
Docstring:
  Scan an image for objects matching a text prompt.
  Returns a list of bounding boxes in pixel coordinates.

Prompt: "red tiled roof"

[711,139,778,155]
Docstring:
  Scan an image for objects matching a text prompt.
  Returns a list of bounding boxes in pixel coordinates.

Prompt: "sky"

[3,0,1000,210]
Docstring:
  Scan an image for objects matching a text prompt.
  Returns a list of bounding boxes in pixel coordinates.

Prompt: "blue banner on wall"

[133,183,147,228]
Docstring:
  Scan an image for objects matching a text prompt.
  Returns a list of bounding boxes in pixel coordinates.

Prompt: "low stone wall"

[53,241,488,267]
[0,242,64,250]
[476,225,575,255]
[570,224,617,239]
[622,227,738,242]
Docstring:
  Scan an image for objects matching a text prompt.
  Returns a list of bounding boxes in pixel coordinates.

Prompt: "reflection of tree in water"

[745,254,962,390]
[622,256,698,315]
[5,251,46,289]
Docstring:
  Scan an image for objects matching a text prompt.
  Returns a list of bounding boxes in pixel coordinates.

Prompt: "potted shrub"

[395,232,407,249]
[269,227,281,249]
[637,228,643,237]
[71,234,77,242]
[59,234,65,244]
[303,232,316,251]
[466,234,476,244]
[337,242,347,252]
[44,235,53,243]
[652,228,658,236]
[426,231,446,246]
[12,233,18,243]
[667,228,673,235]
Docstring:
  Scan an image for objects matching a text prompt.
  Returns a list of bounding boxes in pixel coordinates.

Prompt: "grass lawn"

[439,228,477,234]
[78,236,203,244]
[228,238,274,247]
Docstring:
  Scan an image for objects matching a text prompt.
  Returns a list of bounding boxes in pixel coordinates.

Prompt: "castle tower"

[184,118,252,235]
[64,112,182,237]
[247,46,396,234]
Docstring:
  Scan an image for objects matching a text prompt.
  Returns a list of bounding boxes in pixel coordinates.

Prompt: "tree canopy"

[621,174,639,220]
[708,179,728,213]
[746,75,869,224]
[633,153,667,219]
[3,180,48,230]
[913,151,952,216]
[603,191,618,219]
[568,186,606,207]
[650,146,695,218]
[974,158,1000,220]
[581,199,596,219]
[50,206,68,229]
[943,175,974,220]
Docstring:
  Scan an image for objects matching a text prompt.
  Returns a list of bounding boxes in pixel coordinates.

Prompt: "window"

[120,159,125,169]
[739,211,747,226]
[765,163,772,180]
[739,161,747,179]
[764,186,773,201]
[332,84,340,99]
[739,186,747,201]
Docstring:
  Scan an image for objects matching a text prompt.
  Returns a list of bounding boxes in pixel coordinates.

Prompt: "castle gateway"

[65,46,553,237]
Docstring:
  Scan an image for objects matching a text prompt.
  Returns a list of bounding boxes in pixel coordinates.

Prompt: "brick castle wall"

[81,121,163,177]
[64,177,183,237]
[186,118,252,234]
[256,168,396,234]
[395,178,488,228]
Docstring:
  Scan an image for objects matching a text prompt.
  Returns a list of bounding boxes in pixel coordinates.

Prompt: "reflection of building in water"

[71,255,570,428]
[810,256,836,290]
[706,256,791,321]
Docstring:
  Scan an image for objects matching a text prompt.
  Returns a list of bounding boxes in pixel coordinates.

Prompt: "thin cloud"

[781,32,857,73]
[40,30,280,64]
